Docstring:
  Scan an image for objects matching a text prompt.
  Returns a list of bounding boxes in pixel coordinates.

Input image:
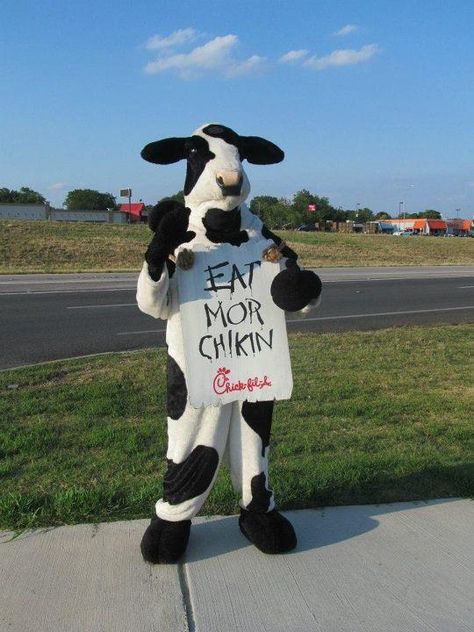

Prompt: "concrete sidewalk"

[1,499,473,631]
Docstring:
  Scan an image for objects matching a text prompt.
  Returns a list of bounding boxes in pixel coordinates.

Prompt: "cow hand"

[270,259,322,312]
[145,208,195,280]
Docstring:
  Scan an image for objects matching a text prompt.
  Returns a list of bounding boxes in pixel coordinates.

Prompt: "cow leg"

[156,401,232,520]
[141,352,233,564]
[228,400,275,512]
[227,401,297,554]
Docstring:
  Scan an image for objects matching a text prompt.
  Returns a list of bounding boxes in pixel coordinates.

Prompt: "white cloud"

[145,28,197,50]
[225,55,266,78]
[49,182,67,191]
[305,44,379,70]
[142,29,378,79]
[144,34,265,79]
[279,49,309,63]
[334,24,359,37]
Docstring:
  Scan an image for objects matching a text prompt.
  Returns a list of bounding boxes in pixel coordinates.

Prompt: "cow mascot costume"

[137,123,322,563]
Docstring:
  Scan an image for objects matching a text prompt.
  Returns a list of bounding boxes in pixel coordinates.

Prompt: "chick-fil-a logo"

[212,367,272,395]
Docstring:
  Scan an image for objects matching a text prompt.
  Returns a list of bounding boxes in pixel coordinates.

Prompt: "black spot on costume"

[247,471,273,513]
[166,354,187,420]
[163,445,219,504]
[241,400,273,457]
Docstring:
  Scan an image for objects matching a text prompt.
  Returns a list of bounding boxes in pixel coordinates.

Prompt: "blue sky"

[1,0,474,217]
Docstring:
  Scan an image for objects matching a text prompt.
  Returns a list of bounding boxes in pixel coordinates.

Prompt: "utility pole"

[120,187,132,224]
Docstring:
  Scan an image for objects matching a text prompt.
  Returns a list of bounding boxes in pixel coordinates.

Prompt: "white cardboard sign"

[176,239,293,407]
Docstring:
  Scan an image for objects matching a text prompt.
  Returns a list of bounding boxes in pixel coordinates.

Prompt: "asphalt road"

[1,266,474,370]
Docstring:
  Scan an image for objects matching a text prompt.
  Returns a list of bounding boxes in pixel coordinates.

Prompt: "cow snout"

[216,170,243,197]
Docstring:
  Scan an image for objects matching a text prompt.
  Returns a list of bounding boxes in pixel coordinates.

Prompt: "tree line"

[1,186,442,227]
[249,190,441,229]
[156,189,442,228]
[0,187,117,210]
[0,187,46,204]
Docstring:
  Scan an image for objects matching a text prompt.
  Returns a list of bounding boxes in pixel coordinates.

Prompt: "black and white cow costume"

[137,123,322,563]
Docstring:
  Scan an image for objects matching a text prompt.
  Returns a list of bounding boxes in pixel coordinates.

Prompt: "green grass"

[284,229,474,267]
[1,325,473,531]
[1,219,474,273]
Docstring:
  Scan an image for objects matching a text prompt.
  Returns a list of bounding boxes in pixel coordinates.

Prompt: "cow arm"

[136,261,173,320]
[257,222,322,313]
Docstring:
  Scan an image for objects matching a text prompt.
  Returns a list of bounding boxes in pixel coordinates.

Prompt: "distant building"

[0,203,126,223]
[383,218,448,235]
[119,202,147,224]
[365,221,394,234]
[445,218,472,236]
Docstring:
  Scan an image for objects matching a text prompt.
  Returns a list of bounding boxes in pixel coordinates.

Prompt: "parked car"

[393,230,417,236]
[296,223,316,231]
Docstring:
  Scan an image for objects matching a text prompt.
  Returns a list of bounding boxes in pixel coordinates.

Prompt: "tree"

[291,189,315,224]
[265,199,293,229]
[404,210,442,219]
[291,190,336,224]
[355,207,374,223]
[333,207,347,222]
[250,196,293,228]
[375,211,392,220]
[168,191,185,204]
[0,186,46,204]
[421,209,442,219]
[64,189,117,210]
[250,196,279,223]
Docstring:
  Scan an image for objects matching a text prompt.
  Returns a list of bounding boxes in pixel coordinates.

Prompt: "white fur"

[185,125,251,219]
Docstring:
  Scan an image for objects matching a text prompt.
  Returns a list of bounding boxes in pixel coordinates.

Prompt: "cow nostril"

[216,172,243,196]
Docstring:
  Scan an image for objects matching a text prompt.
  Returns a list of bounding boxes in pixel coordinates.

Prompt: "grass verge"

[1,220,474,273]
[1,325,473,531]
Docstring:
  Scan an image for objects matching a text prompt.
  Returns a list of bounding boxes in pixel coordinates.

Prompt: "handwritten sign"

[176,239,293,407]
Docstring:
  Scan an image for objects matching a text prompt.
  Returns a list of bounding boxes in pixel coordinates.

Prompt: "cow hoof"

[239,509,297,554]
[140,515,191,564]
[176,248,194,270]
[271,268,322,312]
[262,243,283,263]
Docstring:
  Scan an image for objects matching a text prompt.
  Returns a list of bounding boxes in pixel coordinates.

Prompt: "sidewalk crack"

[178,561,196,632]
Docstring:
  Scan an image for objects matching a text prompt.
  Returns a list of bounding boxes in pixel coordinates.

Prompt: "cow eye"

[189,147,198,155]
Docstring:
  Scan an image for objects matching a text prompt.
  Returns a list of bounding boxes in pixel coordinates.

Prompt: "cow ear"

[240,136,284,165]
[141,137,188,164]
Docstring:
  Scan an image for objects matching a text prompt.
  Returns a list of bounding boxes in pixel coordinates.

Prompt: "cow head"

[141,124,284,213]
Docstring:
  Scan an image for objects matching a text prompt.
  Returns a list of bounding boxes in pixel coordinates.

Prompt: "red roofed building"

[385,218,447,235]
[382,217,472,236]
[119,202,148,223]
[426,219,447,234]
[446,218,473,236]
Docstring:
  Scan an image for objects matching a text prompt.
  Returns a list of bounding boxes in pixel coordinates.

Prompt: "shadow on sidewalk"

[185,498,463,562]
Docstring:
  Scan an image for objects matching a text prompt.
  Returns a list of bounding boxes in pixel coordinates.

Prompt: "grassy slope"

[1,325,473,530]
[285,230,474,267]
[1,220,474,273]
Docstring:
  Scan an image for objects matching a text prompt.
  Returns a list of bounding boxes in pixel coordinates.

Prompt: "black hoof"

[271,267,322,312]
[239,509,297,554]
[140,515,191,564]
